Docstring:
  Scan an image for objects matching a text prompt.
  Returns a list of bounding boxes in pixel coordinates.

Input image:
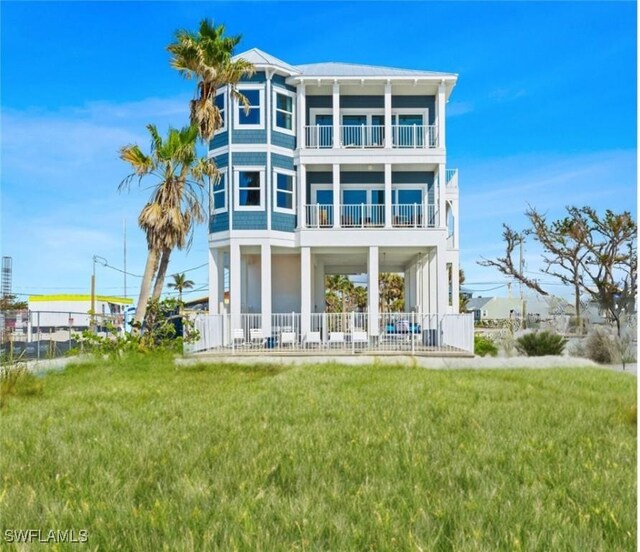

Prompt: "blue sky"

[1,1,636,302]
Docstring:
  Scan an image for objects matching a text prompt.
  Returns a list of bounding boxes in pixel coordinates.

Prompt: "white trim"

[233,84,265,130]
[272,87,296,136]
[273,168,296,214]
[234,166,265,211]
[209,144,294,158]
[211,167,228,215]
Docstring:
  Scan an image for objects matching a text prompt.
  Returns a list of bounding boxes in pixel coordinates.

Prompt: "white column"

[260,243,272,335]
[404,263,413,311]
[332,164,340,228]
[438,163,446,229]
[297,84,306,146]
[208,248,220,314]
[332,82,340,149]
[301,247,312,337]
[451,259,460,313]
[368,246,379,336]
[436,245,448,315]
[437,82,446,149]
[453,198,460,250]
[384,163,392,228]
[230,242,241,327]
[419,255,430,313]
[384,82,392,148]
[314,259,325,313]
[429,249,437,313]
[298,164,306,229]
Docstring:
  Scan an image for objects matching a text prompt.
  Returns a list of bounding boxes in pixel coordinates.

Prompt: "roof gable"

[233,48,300,75]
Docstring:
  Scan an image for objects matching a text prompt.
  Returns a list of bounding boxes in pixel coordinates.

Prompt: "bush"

[516,331,567,356]
[582,327,615,364]
[474,334,498,357]
[0,364,43,408]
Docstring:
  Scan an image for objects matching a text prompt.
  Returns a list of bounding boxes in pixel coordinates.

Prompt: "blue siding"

[341,171,384,184]
[232,129,268,144]
[272,130,296,149]
[272,74,296,92]
[306,95,332,123]
[210,212,229,233]
[210,131,228,150]
[271,153,294,170]
[233,152,268,166]
[392,171,434,184]
[272,212,296,232]
[212,153,229,168]
[392,96,436,124]
[239,71,266,83]
[341,96,384,109]
[232,211,268,230]
[307,171,332,184]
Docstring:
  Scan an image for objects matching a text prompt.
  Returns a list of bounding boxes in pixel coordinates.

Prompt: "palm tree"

[325,275,354,313]
[380,273,404,313]
[119,124,215,325]
[168,272,195,302]
[167,19,255,142]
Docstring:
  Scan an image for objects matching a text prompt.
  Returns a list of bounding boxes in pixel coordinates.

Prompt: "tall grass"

[0,354,636,550]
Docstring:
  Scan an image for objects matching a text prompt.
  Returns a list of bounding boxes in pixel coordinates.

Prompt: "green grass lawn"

[1,355,636,551]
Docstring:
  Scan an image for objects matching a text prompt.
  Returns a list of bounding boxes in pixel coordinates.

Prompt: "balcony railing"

[303,124,438,149]
[303,203,436,229]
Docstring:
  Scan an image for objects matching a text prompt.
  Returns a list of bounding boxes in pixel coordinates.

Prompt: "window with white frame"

[214,91,226,132]
[273,169,295,213]
[211,169,227,214]
[234,87,264,129]
[274,90,294,133]
[234,168,264,210]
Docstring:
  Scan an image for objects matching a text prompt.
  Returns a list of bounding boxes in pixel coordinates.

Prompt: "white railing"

[392,124,437,148]
[304,204,334,228]
[185,312,474,355]
[339,204,385,228]
[340,125,385,148]
[305,125,334,148]
[446,168,458,184]
[391,204,436,228]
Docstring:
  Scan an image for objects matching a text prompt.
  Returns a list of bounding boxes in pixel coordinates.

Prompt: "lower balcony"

[304,125,438,149]
[303,203,437,229]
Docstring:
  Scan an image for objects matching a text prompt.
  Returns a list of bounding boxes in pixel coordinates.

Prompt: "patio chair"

[280,331,297,348]
[232,329,245,348]
[328,332,345,348]
[249,328,264,348]
[304,331,322,348]
[352,330,369,347]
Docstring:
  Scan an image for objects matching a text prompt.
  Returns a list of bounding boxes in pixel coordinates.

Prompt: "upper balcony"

[304,124,438,149]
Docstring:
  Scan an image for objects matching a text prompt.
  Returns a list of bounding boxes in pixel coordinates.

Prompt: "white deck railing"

[304,203,436,229]
[185,312,474,355]
[303,124,438,149]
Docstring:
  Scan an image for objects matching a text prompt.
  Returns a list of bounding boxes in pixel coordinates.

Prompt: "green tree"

[168,272,195,302]
[167,19,255,142]
[379,273,404,313]
[0,295,27,311]
[119,124,215,326]
[325,275,354,313]
[459,268,469,312]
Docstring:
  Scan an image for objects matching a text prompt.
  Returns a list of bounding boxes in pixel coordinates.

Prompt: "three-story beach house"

[202,48,468,352]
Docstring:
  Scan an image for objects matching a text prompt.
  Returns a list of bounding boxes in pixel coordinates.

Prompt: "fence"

[1,310,126,360]
[185,312,474,355]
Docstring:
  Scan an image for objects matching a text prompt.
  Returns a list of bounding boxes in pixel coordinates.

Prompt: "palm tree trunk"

[134,247,160,326]
[152,248,172,301]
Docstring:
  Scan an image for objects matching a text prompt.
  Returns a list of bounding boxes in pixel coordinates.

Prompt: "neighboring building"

[207,49,460,339]
[28,294,133,331]
[468,295,574,322]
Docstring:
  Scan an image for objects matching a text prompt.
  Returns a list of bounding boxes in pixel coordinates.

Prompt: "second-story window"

[214,92,226,132]
[211,169,227,214]
[234,168,264,211]
[273,169,295,214]
[234,87,264,129]
[274,91,294,133]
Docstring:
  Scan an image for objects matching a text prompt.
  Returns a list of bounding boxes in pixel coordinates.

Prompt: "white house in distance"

[203,49,467,352]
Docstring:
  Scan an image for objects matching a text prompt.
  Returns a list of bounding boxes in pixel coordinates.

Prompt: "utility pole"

[519,238,527,329]
[123,219,127,299]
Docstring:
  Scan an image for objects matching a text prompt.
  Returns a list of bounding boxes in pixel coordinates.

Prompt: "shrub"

[474,334,498,357]
[582,327,615,364]
[515,331,567,356]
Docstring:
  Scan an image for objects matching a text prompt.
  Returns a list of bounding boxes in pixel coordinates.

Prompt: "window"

[274,92,294,132]
[274,170,295,213]
[234,87,264,128]
[211,169,227,214]
[234,168,264,210]
[215,92,226,132]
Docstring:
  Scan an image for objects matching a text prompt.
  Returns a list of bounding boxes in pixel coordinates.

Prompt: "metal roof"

[294,62,456,79]
[233,48,301,74]
[467,297,493,310]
